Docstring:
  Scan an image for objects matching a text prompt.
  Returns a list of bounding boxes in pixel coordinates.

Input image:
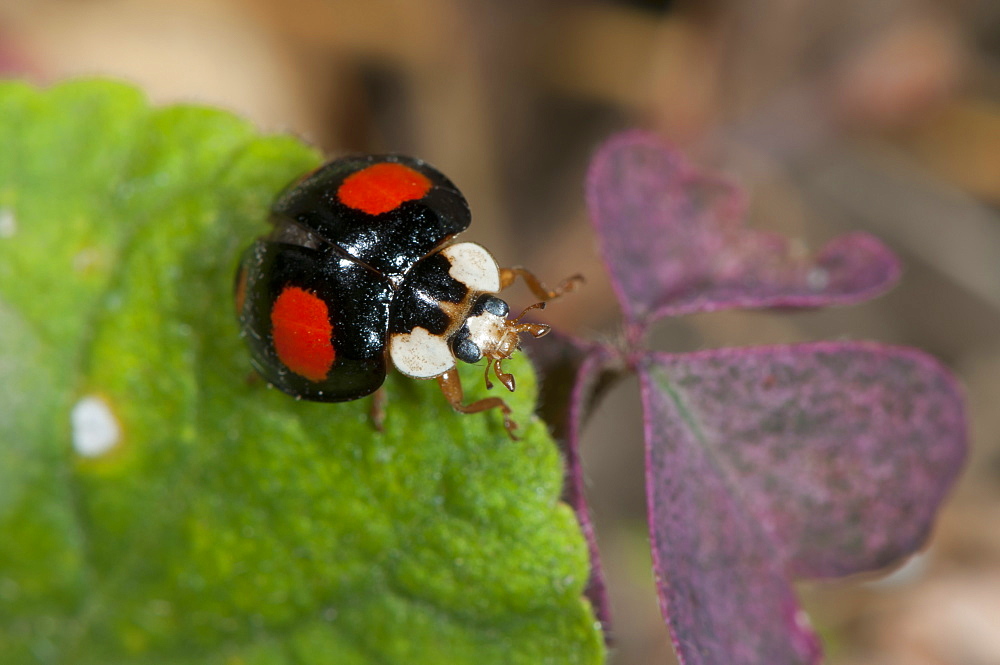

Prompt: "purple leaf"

[639,342,966,664]
[525,334,621,635]
[586,131,901,328]
[563,349,619,636]
[642,378,822,665]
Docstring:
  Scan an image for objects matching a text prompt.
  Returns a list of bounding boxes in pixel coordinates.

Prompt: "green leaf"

[0,79,603,665]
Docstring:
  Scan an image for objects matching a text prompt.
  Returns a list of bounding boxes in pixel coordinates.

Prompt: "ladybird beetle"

[235,154,579,437]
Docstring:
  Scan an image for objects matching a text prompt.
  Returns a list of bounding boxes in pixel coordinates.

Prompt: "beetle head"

[450,296,550,392]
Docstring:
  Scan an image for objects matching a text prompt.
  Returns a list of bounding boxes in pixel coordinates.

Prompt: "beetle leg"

[498,267,584,302]
[483,361,494,390]
[369,386,387,432]
[492,358,516,392]
[436,368,519,439]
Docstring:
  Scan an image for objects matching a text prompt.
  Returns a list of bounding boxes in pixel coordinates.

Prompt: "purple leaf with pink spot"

[639,342,966,665]
[585,131,901,327]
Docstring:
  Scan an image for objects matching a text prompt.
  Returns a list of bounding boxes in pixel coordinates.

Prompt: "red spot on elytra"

[337,162,432,215]
[271,286,336,382]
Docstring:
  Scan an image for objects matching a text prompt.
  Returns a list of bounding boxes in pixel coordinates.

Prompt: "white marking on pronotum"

[389,327,455,379]
[465,310,506,354]
[0,209,16,238]
[441,242,501,293]
[71,395,121,457]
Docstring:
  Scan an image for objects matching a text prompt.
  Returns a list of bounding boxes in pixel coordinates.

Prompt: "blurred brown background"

[3,0,999,663]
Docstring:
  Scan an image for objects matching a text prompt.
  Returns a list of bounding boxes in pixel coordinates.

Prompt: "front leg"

[369,386,388,432]
[499,267,583,302]
[436,368,519,439]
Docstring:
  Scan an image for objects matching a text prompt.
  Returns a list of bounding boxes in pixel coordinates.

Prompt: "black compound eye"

[453,337,482,364]
[480,296,509,318]
[451,327,482,364]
